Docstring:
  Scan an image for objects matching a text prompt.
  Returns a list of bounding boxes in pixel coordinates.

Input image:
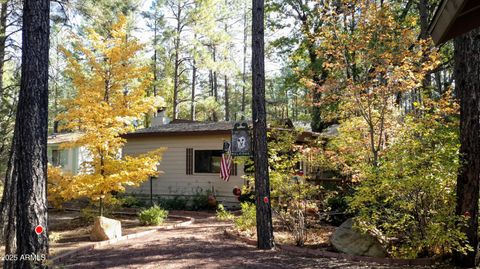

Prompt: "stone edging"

[51,215,195,264]
[223,229,442,267]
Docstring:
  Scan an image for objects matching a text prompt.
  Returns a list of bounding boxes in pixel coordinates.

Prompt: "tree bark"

[3,0,50,268]
[190,58,196,121]
[209,69,214,96]
[224,5,229,122]
[0,0,14,245]
[252,0,274,250]
[172,0,182,120]
[0,0,8,111]
[153,6,158,97]
[417,0,430,105]
[306,42,327,132]
[213,47,218,102]
[452,28,480,268]
[224,75,229,121]
[241,1,247,119]
[211,45,218,122]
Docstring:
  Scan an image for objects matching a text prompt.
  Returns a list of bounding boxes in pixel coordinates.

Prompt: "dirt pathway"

[55,214,453,269]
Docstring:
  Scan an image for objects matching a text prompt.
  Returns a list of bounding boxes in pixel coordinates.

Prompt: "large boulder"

[330,218,387,257]
[90,216,122,241]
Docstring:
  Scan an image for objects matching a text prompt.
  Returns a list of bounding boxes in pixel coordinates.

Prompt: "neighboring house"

[47,132,88,174]
[122,114,246,208]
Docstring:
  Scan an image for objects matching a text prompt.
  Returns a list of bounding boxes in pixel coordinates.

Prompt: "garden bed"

[48,209,183,257]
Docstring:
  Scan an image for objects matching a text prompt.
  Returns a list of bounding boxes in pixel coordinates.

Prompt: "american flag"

[220,153,232,181]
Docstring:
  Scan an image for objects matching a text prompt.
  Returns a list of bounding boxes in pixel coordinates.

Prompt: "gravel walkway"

[56,214,454,269]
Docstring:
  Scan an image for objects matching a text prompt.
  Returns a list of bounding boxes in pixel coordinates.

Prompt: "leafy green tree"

[49,23,75,133]
[267,0,330,131]
[349,93,471,258]
[318,0,438,168]
[75,0,142,35]
[267,129,320,246]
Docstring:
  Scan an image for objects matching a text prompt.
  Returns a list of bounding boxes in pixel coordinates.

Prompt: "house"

[121,113,327,207]
[46,117,247,207]
[122,113,247,208]
[429,0,480,44]
[47,111,323,208]
[47,132,88,174]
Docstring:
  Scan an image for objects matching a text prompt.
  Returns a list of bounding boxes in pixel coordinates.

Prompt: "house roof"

[47,132,83,145]
[123,120,331,143]
[429,0,480,44]
[122,121,235,137]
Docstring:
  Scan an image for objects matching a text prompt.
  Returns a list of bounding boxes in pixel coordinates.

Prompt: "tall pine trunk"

[224,75,229,121]
[241,1,247,119]
[2,0,50,268]
[172,1,182,120]
[191,58,196,121]
[252,0,274,250]
[213,47,218,102]
[152,7,158,98]
[0,0,8,110]
[415,0,430,109]
[452,28,480,268]
[212,45,218,122]
[224,4,229,122]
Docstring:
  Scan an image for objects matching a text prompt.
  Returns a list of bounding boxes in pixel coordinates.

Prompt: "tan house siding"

[123,134,245,207]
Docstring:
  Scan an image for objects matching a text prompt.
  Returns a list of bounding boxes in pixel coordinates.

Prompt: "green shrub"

[138,205,169,226]
[118,195,144,208]
[237,187,255,204]
[266,128,324,246]
[79,207,104,223]
[349,112,471,258]
[157,196,188,210]
[216,204,234,221]
[188,191,210,211]
[325,184,355,226]
[234,202,256,231]
[156,192,215,211]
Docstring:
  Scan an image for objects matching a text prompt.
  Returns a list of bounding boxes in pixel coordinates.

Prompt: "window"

[194,150,223,173]
[52,149,61,166]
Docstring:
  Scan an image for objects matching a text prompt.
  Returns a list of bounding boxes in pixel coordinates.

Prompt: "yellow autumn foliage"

[311,0,440,172]
[48,16,165,207]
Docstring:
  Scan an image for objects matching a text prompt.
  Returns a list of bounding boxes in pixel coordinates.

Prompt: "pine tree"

[2,0,50,267]
[452,27,480,268]
[252,0,274,250]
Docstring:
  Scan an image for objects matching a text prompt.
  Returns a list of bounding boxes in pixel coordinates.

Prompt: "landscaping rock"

[90,216,122,241]
[330,218,387,258]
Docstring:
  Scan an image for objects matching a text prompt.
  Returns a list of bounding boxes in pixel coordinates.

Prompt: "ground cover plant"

[138,205,169,226]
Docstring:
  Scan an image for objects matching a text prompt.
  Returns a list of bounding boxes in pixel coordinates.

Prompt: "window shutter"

[186,148,193,175]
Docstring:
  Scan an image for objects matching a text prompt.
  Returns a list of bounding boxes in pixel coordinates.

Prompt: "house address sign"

[231,122,251,156]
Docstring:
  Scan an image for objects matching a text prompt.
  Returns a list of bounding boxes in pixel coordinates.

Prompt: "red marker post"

[35,225,44,235]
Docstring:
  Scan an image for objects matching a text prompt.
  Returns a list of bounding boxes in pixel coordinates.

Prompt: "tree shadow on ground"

[56,223,448,269]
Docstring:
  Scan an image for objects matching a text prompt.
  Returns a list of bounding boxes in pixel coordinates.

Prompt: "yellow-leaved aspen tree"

[49,16,165,215]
